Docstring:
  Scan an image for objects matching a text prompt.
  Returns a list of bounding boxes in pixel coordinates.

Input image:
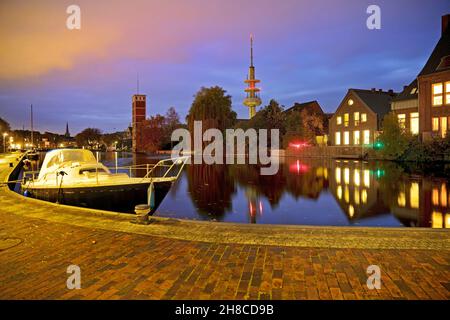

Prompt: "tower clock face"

[348,99,354,106]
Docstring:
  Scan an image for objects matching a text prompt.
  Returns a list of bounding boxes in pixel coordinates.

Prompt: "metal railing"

[21,156,189,186]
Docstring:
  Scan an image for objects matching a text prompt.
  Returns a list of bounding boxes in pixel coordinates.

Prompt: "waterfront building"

[132,94,147,153]
[392,14,450,139]
[328,88,397,146]
[243,35,262,119]
[284,100,330,145]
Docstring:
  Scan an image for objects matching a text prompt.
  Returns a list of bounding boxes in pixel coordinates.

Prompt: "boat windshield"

[45,150,97,168]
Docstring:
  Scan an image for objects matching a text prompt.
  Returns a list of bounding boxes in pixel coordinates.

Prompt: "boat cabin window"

[79,168,107,174]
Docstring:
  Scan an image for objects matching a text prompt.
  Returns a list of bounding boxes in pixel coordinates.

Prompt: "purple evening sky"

[0,0,448,134]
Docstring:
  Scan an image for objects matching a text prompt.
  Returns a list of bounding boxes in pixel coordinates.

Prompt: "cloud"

[0,1,117,80]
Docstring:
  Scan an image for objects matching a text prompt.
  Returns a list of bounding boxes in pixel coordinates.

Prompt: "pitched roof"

[350,89,397,119]
[394,15,450,102]
[283,100,324,115]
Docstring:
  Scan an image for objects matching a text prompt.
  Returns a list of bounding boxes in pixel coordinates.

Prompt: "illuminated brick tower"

[132,94,146,153]
[243,35,262,119]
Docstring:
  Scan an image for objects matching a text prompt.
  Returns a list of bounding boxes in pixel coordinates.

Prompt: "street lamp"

[9,136,13,152]
[3,133,8,153]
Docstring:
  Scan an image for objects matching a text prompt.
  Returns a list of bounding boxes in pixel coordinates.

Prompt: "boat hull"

[21,181,172,214]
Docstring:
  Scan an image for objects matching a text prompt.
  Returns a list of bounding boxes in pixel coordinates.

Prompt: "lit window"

[344,113,349,127]
[361,189,368,204]
[354,169,360,186]
[363,170,370,188]
[343,131,350,145]
[432,188,439,206]
[348,99,354,106]
[337,116,342,125]
[344,186,350,203]
[337,185,343,200]
[354,112,360,126]
[344,168,350,184]
[348,205,355,218]
[410,87,417,94]
[354,189,360,205]
[361,113,367,122]
[432,117,439,131]
[432,83,443,106]
[446,82,450,105]
[410,182,419,209]
[432,211,443,228]
[410,112,419,135]
[335,132,341,145]
[363,130,370,145]
[397,114,406,129]
[398,192,406,207]
[335,167,341,184]
[441,183,447,207]
[353,130,360,145]
[440,117,448,138]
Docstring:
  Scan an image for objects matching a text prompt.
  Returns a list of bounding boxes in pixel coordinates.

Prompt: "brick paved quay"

[0,153,449,300]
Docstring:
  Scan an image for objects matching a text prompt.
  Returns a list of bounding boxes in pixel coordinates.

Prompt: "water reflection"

[91,153,450,228]
[329,160,390,224]
[186,164,235,219]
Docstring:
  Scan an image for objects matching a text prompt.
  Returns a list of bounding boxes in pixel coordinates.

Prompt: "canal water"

[17,152,450,228]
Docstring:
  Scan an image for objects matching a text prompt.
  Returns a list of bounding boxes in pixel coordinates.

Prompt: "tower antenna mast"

[30,104,34,148]
[243,34,262,119]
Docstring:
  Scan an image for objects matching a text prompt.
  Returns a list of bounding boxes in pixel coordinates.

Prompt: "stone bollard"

[134,204,151,225]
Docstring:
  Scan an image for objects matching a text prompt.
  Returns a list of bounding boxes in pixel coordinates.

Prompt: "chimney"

[443,14,450,35]
[378,89,383,92]
[388,89,394,94]
[371,88,376,92]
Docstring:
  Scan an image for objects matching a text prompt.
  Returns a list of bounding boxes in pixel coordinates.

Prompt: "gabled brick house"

[329,89,397,146]
[392,14,450,139]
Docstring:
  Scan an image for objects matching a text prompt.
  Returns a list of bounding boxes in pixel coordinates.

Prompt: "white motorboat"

[21,149,187,213]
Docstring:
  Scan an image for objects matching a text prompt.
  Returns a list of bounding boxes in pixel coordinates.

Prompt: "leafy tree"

[244,99,285,147]
[0,117,10,133]
[101,132,125,149]
[139,115,166,152]
[377,112,410,160]
[163,107,182,148]
[284,109,324,146]
[187,86,237,133]
[75,128,102,148]
[250,99,286,131]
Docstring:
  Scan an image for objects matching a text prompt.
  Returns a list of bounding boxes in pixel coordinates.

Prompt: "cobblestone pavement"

[0,153,449,300]
[0,211,449,300]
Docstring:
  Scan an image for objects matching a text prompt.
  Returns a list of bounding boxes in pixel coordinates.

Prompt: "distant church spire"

[65,122,70,137]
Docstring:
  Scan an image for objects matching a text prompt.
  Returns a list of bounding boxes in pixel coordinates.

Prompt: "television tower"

[243,34,262,119]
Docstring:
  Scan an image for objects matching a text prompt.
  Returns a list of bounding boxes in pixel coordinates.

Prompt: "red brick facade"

[392,14,450,140]
[132,94,146,153]
[418,69,450,139]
